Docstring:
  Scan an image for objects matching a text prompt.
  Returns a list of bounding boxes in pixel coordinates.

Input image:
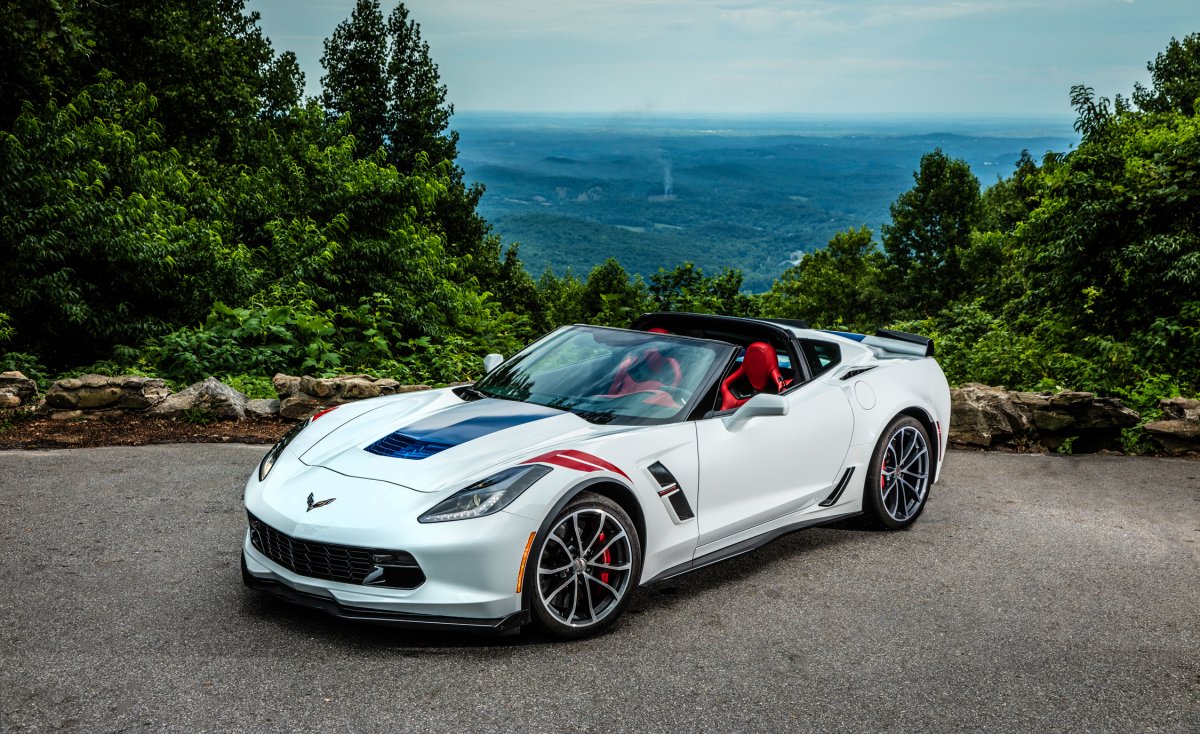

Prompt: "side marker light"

[515,531,537,593]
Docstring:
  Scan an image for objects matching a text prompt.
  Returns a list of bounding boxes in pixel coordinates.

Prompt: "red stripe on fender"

[552,446,628,482]
[522,452,603,474]
[521,450,631,481]
[554,450,631,481]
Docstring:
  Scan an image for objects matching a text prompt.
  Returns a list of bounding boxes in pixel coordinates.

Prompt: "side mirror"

[483,353,504,373]
[726,393,788,430]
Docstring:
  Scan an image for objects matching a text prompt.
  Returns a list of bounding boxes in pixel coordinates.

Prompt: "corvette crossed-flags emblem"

[306,492,336,512]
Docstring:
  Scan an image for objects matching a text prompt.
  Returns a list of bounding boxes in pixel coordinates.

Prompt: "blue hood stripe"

[365,399,560,460]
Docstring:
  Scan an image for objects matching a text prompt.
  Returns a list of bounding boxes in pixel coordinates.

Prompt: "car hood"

[298,395,612,493]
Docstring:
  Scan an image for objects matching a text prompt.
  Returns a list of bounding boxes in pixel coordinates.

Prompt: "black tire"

[862,415,933,530]
[526,491,642,639]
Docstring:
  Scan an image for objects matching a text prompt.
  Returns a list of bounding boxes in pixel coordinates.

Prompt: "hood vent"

[365,432,454,460]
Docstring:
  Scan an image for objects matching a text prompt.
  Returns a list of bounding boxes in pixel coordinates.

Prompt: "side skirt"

[642,510,860,585]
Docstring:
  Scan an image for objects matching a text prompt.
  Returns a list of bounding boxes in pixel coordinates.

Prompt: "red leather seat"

[609,348,682,395]
[720,341,786,410]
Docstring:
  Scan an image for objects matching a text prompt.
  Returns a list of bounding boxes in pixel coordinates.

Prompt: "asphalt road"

[1,445,1197,734]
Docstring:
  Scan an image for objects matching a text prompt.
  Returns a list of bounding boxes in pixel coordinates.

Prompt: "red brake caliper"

[598,531,610,586]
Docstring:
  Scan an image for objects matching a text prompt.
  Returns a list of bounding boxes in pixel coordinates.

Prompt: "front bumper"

[242,554,529,633]
[240,502,537,630]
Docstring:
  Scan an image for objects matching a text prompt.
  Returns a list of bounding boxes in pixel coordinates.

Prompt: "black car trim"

[642,510,860,585]
[243,558,528,634]
[818,467,856,507]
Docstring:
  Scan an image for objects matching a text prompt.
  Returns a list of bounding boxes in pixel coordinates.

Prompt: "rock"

[0,371,38,407]
[246,398,280,419]
[148,377,249,420]
[75,386,122,409]
[340,378,382,400]
[1143,397,1200,454]
[1159,397,1200,423]
[50,410,83,420]
[949,383,1139,453]
[272,374,430,420]
[1142,419,1200,455]
[299,375,335,399]
[949,384,1032,448]
[279,395,329,421]
[45,374,169,411]
[272,373,301,398]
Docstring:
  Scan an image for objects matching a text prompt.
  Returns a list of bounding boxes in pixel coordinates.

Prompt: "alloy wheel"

[536,508,634,628]
[880,425,930,522]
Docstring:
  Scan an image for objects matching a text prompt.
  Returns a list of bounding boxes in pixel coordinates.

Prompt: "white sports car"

[242,313,951,638]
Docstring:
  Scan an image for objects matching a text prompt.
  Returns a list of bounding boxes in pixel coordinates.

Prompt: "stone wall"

[272,374,430,420]
[0,371,38,409]
[1142,398,1200,455]
[43,374,170,419]
[6,369,1198,455]
[949,383,1140,453]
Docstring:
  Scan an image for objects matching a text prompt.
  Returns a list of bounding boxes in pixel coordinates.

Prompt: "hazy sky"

[247,0,1198,117]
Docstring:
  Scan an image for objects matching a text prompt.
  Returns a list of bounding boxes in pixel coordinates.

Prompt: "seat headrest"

[742,342,779,391]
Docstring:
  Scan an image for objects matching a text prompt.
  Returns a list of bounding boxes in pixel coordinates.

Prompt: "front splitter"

[242,556,529,634]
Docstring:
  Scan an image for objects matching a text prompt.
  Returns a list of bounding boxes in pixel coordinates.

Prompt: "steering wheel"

[656,386,689,404]
[615,388,686,410]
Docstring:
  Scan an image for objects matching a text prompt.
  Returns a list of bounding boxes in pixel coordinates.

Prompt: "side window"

[801,340,841,377]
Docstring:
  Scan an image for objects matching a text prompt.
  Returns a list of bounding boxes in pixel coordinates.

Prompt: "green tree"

[320,0,388,153]
[537,267,587,328]
[384,3,458,171]
[761,227,888,329]
[882,148,981,316]
[980,150,1040,233]
[0,0,93,127]
[1132,33,1200,115]
[0,78,252,366]
[320,0,458,170]
[320,1,524,319]
[580,259,650,327]
[81,0,296,157]
[649,262,756,317]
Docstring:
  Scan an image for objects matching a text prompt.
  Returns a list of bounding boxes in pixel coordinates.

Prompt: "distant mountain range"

[455,114,1077,291]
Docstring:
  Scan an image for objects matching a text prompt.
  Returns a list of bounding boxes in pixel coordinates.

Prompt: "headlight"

[259,419,308,482]
[418,465,552,523]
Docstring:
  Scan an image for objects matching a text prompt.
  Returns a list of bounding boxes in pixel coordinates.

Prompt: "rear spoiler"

[821,328,935,358]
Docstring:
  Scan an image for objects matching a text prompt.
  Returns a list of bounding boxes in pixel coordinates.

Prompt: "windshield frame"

[472,325,738,426]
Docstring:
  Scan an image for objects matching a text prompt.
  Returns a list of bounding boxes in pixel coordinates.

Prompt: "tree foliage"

[1132,32,1200,115]
[1,13,1197,420]
[761,226,887,329]
[881,148,981,316]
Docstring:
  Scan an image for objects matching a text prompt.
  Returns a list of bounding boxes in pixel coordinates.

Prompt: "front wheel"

[863,415,932,530]
[526,492,642,639]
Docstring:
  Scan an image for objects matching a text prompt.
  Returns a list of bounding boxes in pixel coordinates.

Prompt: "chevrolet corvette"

[242,312,951,638]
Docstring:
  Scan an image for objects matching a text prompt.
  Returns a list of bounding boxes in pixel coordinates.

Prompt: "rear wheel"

[863,415,932,530]
[527,492,641,639]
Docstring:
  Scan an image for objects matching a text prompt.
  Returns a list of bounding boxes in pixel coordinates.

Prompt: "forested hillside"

[453,117,1075,291]
[1,1,1196,442]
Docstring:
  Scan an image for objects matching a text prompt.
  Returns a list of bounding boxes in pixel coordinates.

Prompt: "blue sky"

[247,0,1199,117]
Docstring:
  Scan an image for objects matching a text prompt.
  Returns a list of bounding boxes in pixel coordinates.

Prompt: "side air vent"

[647,461,694,522]
[818,467,856,507]
[840,366,876,380]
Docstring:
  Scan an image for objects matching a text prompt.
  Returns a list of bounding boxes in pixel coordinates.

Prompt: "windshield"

[473,325,734,425]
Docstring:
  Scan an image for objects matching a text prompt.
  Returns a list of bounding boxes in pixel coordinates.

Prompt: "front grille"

[247,512,425,589]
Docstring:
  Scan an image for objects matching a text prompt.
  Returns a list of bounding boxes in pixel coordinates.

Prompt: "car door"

[694,379,855,550]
